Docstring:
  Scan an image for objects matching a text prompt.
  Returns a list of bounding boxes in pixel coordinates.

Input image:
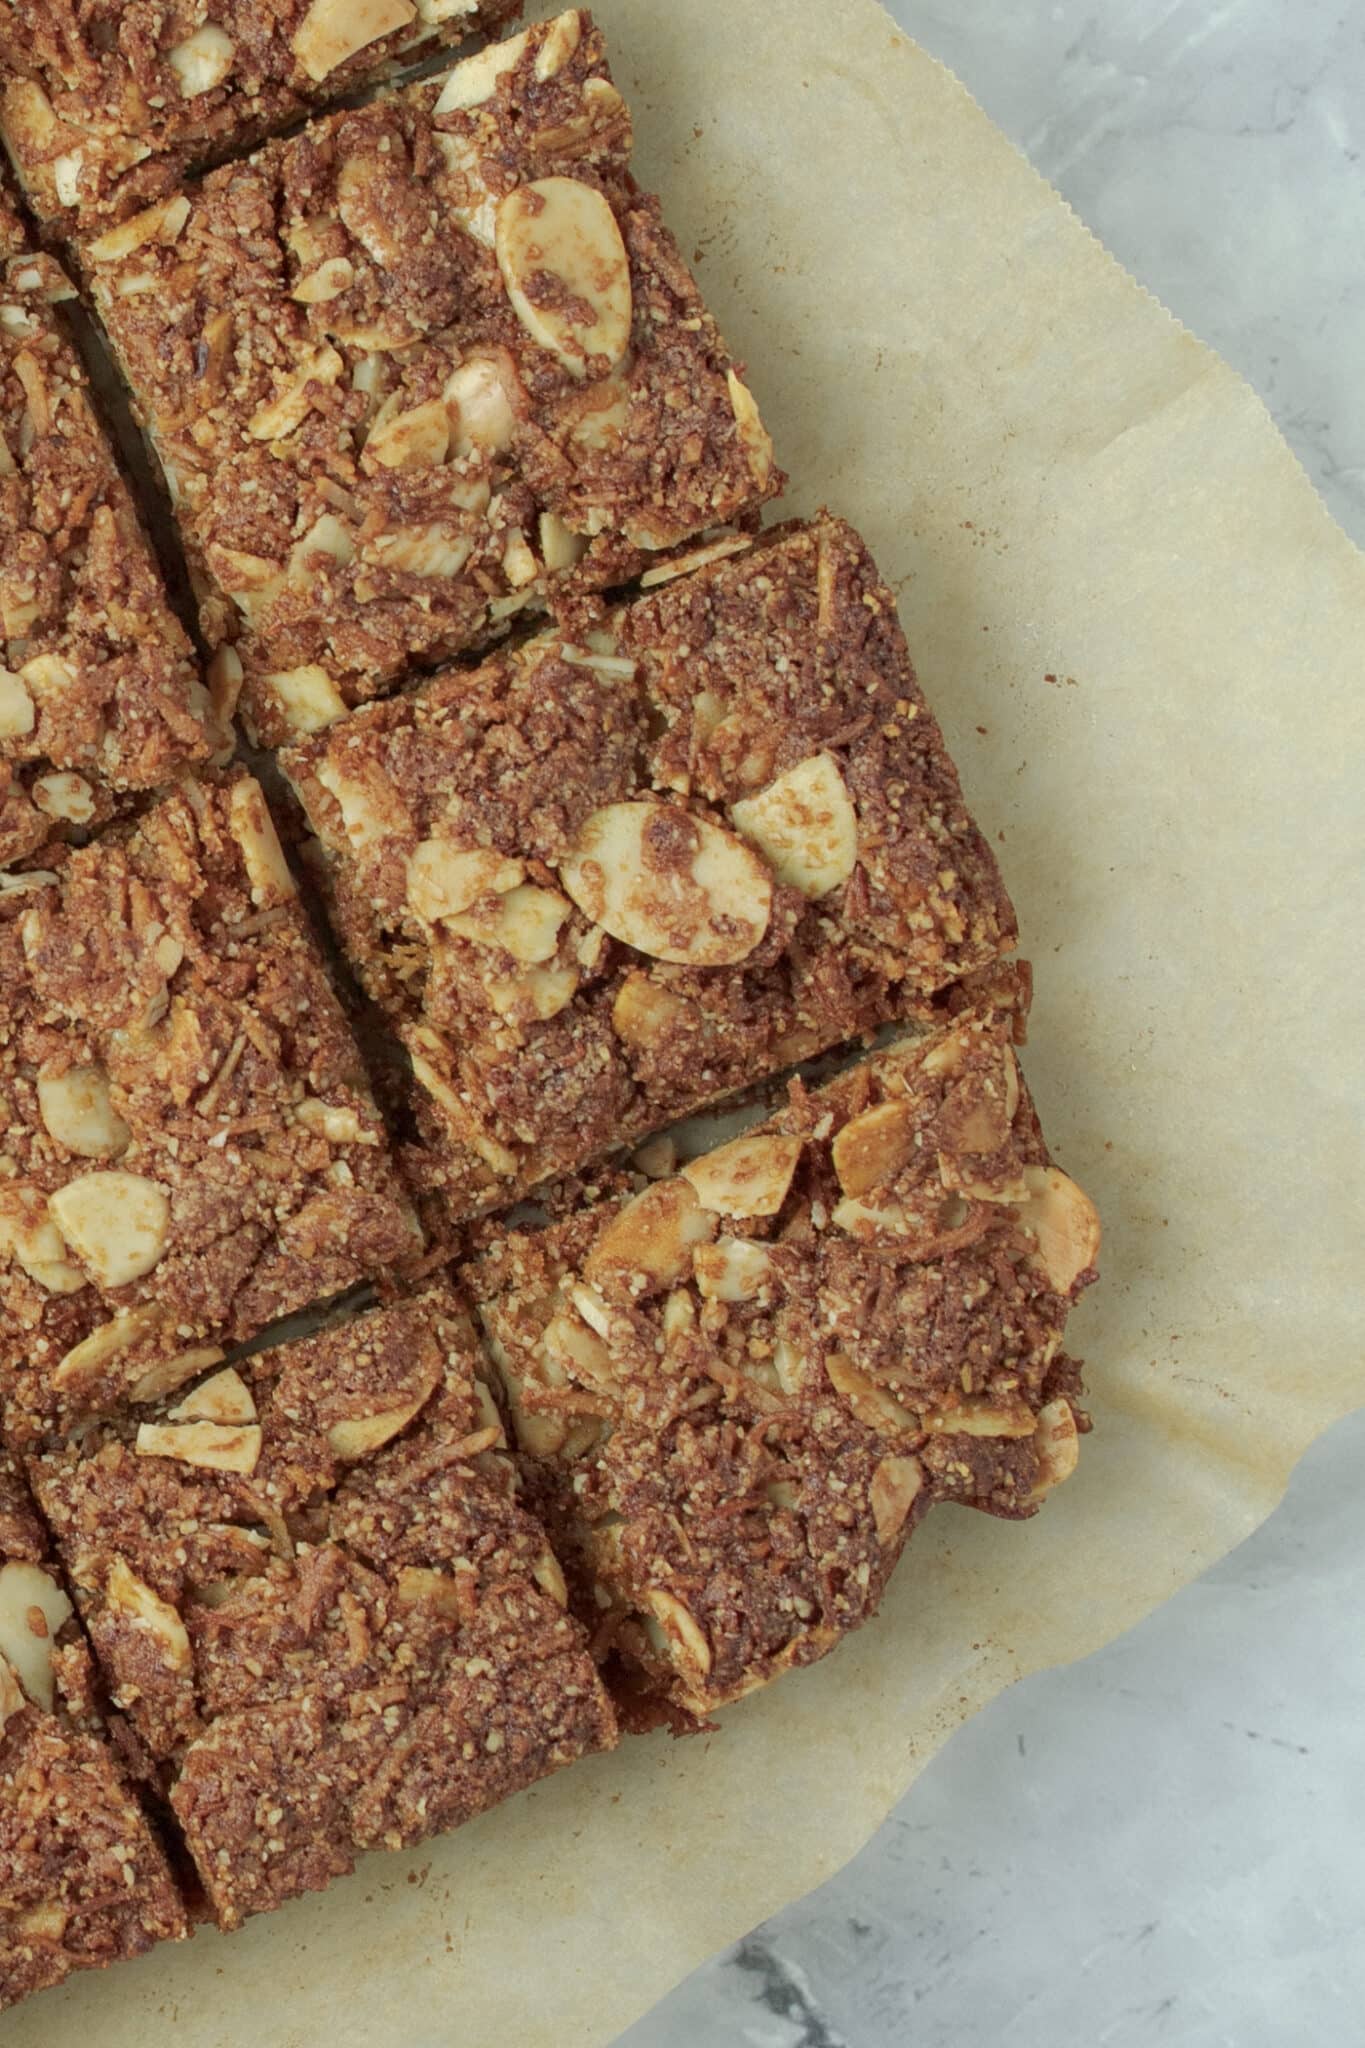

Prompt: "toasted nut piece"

[1015,1166,1101,1294]
[585,1179,716,1292]
[312,754,410,853]
[532,1549,569,1607]
[365,395,450,470]
[248,344,344,439]
[415,0,477,20]
[826,1354,918,1434]
[168,23,235,95]
[227,776,297,905]
[639,535,753,589]
[287,513,355,591]
[48,1172,169,1288]
[395,1566,465,1617]
[726,369,775,487]
[448,883,570,964]
[731,754,857,899]
[168,1367,256,1425]
[444,351,521,455]
[534,10,581,78]
[365,523,473,579]
[568,1281,613,1338]
[433,24,530,111]
[0,668,35,738]
[104,1557,191,1671]
[921,1398,1035,1439]
[1029,1398,1081,1501]
[681,1134,803,1219]
[539,510,587,570]
[693,1236,775,1303]
[0,1654,26,1732]
[0,1182,85,1293]
[560,802,772,966]
[870,1455,923,1547]
[407,1030,520,1177]
[641,1587,711,1676]
[136,1420,263,1473]
[0,1563,72,1713]
[661,1288,695,1342]
[496,178,632,378]
[611,974,692,1052]
[128,1345,226,1405]
[407,842,525,922]
[264,664,348,734]
[53,1306,168,1394]
[292,254,356,303]
[772,1338,808,1396]
[292,0,415,83]
[486,962,580,1023]
[37,1065,130,1160]
[86,195,190,264]
[542,1307,613,1388]
[295,1097,368,1144]
[832,1099,919,1198]
[327,1379,438,1460]
[632,1133,677,1179]
[31,771,95,824]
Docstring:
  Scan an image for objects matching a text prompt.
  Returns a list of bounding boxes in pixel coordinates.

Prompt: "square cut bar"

[0,1447,187,2011]
[85,9,783,748]
[27,1289,618,1930]
[285,514,1017,1223]
[0,0,522,240]
[0,770,419,1444]
[462,982,1099,1724]
[0,218,216,867]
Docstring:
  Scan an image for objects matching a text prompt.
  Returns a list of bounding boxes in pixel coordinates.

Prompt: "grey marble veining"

[618,4,1365,2042]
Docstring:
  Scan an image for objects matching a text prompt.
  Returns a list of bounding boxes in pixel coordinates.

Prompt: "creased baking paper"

[17,2,1363,2041]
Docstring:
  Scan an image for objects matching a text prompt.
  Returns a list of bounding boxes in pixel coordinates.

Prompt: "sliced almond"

[539,510,587,571]
[407,841,525,922]
[168,23,235,96]
[365,523,473,579]
[227,776,297,905]
[632,1133,677,1179]
[287,512,355,590]
[291,0,415,83]
[247,344,344,440]
[611,974,691,1052]
[36,1065,131,1160]
[693,1236,775,1303]
[681,1134,802,1220]
[542,1307,614,1389]
[0,667,35,739]
[661,1288,695,1343]
[831,1099,920,1199]
[639,535,753,590]
[433,24,530,112]
[31,771,95,824]
[0,1562,71,1713]
[1029,1398,1081,1501]
[0,1655,27,1732]
[86,194,191,265]
[168,1367,256,1425]
[921,1399,1036,1440]
[731,753,857,900]
[640,1587,711,1676]
[826,1354,918,1434]
[48,1172,169,1289]
[444,351,521,455]
[584,1179,716,1293]
[129,1345,226,1405]
[103,1557,191,1671]
[365,395,450,471]
[327,1380,437,1460]
[292,254,356,304]
[1015,1166,1101,1294]
[208,546,284,625]
[19,652,78,700]
[52,1305,168,1394]
[395,1566,465,1617]
[532,1548,569,1607]
[534,10,582,79]
[448,883,570,964]
[495,178,632,379]
[312,753,409,853]
[560,802,771,966]
[486,962,579,1023]
[295,1097,368,1144]
[135,1420,263,1474]
[869,1455,923,1547]
[0,1184,86,1294]
[266,663,348,735]
[726,369,775,487]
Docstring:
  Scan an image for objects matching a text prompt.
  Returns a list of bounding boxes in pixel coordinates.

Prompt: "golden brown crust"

[462,984,1098,1723]
[84,11,783,746]
[285,514,1017,1221]
[0,0,524,237]
[28,1289,616,1929]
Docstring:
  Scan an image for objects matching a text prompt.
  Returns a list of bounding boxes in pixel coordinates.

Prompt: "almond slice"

[0,1183,86,1294]
[831,1099,919,1198]
[49,1171,169,1288]
[86,194,190,265]
[681,1134,802,1220]
[168,23,235,96]
[1014,1166,1101,1294]
[870,1455,923,1547]
[135,1420,263,1474]
[0,1562,71,1713]
[826,1354,918,1434]
[291,0,415,84]
[641,1587,711,1677]
[53,1305,168,1394]
[731,753,857,899]
[921,1399,1036,1439]
[228,776,298,904]
[327,1374,438,1460]
[0,667,34,739]
[104,1557,191,1671]
[584,1179,716,1292]
[1028,1397,1081,1501]
[247,344,344,440]
[495,178,632,378]
[611,974,692,1052]
[726,368,775,488]
[560,802,771,966]
[407,842,526,921]
[263,664,348,735]
[36,1065,131,1160]
[168,1367,256,1425]
[444,352,522,455]
[129,1345,226,1405]
[692,1236,775,1303]
[365,395,450,471]
[447,883,570,964]
[433,25,530,112]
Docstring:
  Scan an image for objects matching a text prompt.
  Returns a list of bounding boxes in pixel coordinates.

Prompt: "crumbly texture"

[0,771,419,1442]
[285,515,1017,1223]
[0,1448,188,2011]
[28,1289,617,1929]
[0,238,215,867]
[462,983,1099,1723]
[84,10,783,748]
[0,0,523,238]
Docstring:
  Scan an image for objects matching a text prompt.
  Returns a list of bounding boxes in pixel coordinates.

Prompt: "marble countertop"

[621,4,1365,2042]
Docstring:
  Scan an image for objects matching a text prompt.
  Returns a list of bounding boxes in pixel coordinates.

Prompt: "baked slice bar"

[285,514,1017,1222]
[27,1290,617,1930]
[85,9,783,747]
[0,1447,187,2011]
[0,771,419,1442]
[0,0,523,239]
[0,220,216,867]
[462,982,1099,1724]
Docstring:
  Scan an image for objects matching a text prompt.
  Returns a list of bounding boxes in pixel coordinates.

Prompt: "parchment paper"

[17,3,1364,2041]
